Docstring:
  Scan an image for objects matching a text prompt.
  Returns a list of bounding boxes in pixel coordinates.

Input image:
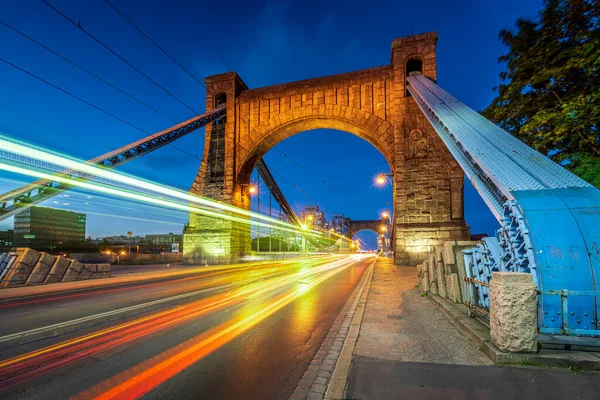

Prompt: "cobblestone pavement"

[353,258,492,365]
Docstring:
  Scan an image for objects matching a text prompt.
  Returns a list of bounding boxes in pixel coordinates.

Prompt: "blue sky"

[0,0,543,248]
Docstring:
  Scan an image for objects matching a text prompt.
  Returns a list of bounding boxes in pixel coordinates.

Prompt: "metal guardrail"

[539,290,600,337]
[463,276,490,318]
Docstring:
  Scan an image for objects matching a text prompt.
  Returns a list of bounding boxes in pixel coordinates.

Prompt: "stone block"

[25,252,56,285]
[443,241,457,266]
[62,261,84,282]
[45,256,71,283]
[436,260,447,299]
[2,248,41,286]
[77,264,95,280]
[448,273,461,303]
[490,272,537,353]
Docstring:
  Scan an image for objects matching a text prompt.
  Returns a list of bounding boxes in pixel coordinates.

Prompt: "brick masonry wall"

[187,32,469,265]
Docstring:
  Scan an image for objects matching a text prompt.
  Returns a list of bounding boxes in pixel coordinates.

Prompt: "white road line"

[0,283,234,344]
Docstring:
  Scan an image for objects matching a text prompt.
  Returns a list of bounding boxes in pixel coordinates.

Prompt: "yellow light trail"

[0,136,350,244]
[0,161,337,240]
[73,256,370,400]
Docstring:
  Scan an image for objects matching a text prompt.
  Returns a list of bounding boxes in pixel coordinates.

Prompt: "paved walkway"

[346,258,600,399]
[353,258,491,365]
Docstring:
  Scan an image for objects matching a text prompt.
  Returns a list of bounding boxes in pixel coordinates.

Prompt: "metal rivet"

[557,312,561,315]
[570,312,574,316]
[551,318,555,322]
[544,311,548,315]
[577,320,581,323]
[584,313,588,317]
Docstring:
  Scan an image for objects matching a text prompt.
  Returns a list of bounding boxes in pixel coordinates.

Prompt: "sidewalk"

[339,258,600,399]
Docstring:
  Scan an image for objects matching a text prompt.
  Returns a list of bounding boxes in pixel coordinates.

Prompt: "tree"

[483,0,600,187]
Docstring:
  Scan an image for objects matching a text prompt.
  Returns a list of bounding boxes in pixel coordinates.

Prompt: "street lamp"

[375,172,393,186]
[380,226,387,232]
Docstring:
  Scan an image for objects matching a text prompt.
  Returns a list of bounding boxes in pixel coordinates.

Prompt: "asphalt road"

[0,255,371,399]
[347,358,600,400]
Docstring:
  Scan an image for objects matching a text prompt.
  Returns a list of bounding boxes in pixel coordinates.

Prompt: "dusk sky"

[0,0,543,248]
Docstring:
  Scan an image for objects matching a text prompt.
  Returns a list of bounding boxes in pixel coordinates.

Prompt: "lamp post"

[127,231,133,264]
[375,172,393,186]
[243,181,259,251]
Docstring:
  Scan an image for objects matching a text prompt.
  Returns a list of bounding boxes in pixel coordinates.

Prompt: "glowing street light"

[375,172,393,186]
[301,223,308,230]
[380,226,387,232]
[248,185,257,195]
[381,212,389,219]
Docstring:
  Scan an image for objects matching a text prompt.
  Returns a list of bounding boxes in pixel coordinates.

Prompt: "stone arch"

[236,110,395,186]
[185,32,470,266]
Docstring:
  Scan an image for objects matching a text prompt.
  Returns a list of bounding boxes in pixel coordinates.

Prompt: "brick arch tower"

[185,32,470,265]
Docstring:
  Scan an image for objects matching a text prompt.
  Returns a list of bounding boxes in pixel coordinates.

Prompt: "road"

[0,254,373,399]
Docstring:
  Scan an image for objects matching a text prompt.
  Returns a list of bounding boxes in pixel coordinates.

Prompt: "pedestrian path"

[343,258,600,400]
[353,257,491,365]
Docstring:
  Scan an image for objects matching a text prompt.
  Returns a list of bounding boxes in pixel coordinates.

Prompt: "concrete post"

[490,272,538,353]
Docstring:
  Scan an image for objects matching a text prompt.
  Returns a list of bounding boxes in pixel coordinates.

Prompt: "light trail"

[0,135,350,245]
[0,256,365,392]
[74,256,370,400]
[0,161,330,240]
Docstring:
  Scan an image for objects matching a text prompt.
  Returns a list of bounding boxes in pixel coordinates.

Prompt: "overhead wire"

[0,56,202,161]
[0,19,179,124]
[41,0,201,115]
[102,0,206,89]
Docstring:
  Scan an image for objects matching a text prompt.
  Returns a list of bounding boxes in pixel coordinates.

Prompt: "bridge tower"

[185,33,470,265]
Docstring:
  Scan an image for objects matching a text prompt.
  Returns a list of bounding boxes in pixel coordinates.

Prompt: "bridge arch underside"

[236,114,394,187]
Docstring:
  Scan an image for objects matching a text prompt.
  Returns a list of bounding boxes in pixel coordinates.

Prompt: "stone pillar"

[490,272,538,353]
[390,33,470,266]
[186,72,252,264]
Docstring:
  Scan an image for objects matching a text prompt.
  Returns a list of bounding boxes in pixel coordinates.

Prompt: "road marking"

[0,283,234,344]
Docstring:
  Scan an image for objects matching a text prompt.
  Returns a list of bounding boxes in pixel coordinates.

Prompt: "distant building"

[145,233,183,253]
[326,214,350,235]
[94,235,145,245]
[299,205,326,229]
[0,229,14,250]
[13,207,86,250]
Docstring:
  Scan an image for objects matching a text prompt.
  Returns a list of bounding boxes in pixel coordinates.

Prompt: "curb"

[290,257,376,400]
[428,294,600,370]
[324,258,374,400]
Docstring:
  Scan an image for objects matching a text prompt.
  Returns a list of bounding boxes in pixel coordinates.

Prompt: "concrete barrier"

[1,248,41,287]
[25,252,56,285]
[45,256,72,284]
[0,248,112,288]
[62,260,84,282]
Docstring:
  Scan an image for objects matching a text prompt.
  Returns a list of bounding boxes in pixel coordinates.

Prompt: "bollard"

[490,272,537,353]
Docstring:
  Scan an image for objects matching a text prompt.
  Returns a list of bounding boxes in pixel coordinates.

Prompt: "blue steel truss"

[407,73,600,336]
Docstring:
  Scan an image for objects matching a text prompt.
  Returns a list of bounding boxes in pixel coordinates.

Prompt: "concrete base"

[490,272,538,353]
[184,215,251,265]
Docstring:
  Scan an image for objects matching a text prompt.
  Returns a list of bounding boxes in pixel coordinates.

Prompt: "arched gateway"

[185,32,470,265]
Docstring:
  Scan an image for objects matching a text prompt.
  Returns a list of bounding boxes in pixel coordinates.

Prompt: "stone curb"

[428,294,600,370]
[324,258,374,400]
[289,257,376,400]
